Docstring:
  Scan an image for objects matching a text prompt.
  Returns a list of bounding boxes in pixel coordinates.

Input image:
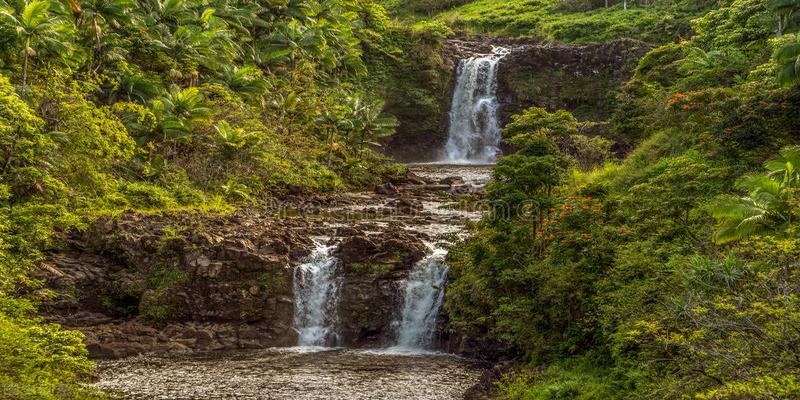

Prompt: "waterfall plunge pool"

[94,348,484,399]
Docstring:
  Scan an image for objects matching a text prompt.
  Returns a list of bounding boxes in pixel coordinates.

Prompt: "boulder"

[375,182,399,195]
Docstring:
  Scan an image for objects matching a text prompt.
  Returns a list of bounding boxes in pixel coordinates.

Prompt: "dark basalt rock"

[334,230,428,347]
[375,182,399,195]
[335,230,427,275]
[36,211,314,358]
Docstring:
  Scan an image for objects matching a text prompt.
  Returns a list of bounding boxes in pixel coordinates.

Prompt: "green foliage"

[0,0,402,396]
[713,146,800,243]
[0,296,104,400]
[400,0,716,44]
[496,355,627,400]
[446,2,800,399]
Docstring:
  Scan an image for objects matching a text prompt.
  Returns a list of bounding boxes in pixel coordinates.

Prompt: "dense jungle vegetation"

[1,0,800,398]
[0,0,409,397]
[438,0,800,399]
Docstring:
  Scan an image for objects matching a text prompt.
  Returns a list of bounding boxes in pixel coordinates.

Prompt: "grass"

[383,0,715,45]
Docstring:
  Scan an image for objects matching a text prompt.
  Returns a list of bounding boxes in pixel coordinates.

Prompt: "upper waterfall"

[444,46,510,164]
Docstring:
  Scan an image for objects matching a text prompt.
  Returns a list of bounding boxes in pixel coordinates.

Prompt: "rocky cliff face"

[385,36,650,162]
[38,211,316,358]
[496,39,651,123]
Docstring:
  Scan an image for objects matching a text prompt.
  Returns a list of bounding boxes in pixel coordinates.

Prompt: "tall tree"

[0,0,73,96]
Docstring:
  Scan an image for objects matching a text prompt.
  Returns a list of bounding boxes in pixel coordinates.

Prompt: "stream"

[93,164,494,399]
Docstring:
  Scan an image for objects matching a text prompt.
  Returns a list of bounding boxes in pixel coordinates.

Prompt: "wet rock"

[334,226,365,238]
[336,230,426,274]
[335,230,428,347]
[450,184,476,195]
[387,198,424,214]
[336,236,380,266]
[375,182,399,195]
[439,176,465,185]
[391,171,430,186]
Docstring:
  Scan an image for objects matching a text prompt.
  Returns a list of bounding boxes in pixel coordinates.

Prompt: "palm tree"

[344,98,396,157]
[0,0,73,96]
[713,147,800,244]
[75,0,134,50]
[150,85,211,141]
[211,64,269,99]
[771,0,800,37]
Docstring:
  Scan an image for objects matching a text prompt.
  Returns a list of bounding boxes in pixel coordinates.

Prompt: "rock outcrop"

[335,229,428,346]
[37,210,314,358]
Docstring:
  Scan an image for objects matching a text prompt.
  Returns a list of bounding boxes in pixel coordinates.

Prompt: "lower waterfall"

[394,249,450,349]
[292,245,341,347]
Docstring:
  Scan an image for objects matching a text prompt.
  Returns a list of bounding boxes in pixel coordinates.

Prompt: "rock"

[439,176,465,185]
[450,184,475,195]
[423,184,452,192]
[391,172,430,186]
[335,230,428,347]
[375,182,399,195]
[334,226,364,237]
[388,198,423,214]
[36,210,313,358]
[336,236,379,266]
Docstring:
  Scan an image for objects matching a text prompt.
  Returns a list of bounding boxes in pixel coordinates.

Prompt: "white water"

[393,249,450,349]
[293,245,341,347]
[444,46,510,164]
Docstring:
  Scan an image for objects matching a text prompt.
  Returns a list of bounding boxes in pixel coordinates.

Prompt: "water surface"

[95,349,484,399]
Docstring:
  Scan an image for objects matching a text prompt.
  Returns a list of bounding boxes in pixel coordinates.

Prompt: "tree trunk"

[93,16,101,49]
[22,50,29,97]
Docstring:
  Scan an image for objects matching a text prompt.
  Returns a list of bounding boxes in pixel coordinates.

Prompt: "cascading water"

[444,46,510,164]
[393,249,450,350]
[292,244,341,347]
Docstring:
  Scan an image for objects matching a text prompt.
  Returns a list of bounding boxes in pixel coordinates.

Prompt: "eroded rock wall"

[38,211,315,358]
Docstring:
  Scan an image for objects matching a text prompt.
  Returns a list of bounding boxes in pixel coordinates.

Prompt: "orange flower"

[675,93,685,99]
[583,205,590,209]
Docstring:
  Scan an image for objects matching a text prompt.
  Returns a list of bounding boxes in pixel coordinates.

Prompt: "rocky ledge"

[37,211,316,358]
